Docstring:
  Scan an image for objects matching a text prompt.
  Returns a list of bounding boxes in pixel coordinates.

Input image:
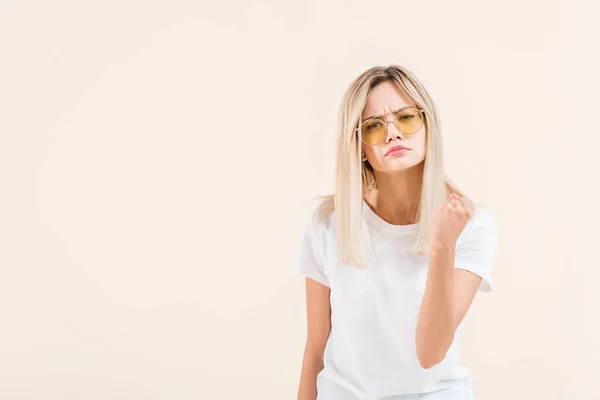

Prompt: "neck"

[365,164,423,225]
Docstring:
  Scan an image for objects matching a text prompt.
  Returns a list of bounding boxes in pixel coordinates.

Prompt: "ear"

[361,150,367,162]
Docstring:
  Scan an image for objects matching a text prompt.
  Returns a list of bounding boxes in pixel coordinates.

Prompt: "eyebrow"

[362,106,413,122]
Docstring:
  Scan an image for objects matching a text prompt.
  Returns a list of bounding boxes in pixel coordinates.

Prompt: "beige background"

[1,1,598,399]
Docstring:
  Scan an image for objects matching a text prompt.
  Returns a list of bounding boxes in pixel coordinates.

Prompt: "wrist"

[430,239,456,255]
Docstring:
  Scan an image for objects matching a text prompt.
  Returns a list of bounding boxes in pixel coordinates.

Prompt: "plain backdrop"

[1,1,599,399]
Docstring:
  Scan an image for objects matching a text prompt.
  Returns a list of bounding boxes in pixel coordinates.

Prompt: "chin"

[383,158,421,171]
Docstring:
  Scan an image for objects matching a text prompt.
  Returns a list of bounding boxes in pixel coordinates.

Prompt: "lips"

[385,145,409,156]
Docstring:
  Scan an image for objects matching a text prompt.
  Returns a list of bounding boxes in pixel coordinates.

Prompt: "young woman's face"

[360,81,427,172]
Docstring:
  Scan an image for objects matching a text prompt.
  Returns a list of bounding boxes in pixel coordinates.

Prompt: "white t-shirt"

[297,198,500,400]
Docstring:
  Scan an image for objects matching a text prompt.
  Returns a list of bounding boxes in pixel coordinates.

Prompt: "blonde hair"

[311,64,471,267]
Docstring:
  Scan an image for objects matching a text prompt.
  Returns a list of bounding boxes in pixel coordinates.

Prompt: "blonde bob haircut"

[312,64,471,268]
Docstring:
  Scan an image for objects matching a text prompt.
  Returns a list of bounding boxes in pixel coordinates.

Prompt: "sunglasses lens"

[362,120,386,145]
[395,108,423,134]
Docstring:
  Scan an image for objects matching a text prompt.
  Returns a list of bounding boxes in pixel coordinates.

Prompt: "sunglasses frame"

[355,107,426,146]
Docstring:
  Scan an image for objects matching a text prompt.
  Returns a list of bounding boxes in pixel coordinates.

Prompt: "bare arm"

[415,243,481,369]
[297,277,331,400]
[415,194,486,369]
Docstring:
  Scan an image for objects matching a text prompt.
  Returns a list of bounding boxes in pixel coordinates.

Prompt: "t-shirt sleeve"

[453,210,500,292]
[297,208,330,288]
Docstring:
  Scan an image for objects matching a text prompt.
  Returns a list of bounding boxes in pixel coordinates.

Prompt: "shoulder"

[458,202,500,243]
[471,203,497,226]
[303,197,335,237]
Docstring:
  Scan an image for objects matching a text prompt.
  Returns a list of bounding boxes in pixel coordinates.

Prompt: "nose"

[384,119,404,142]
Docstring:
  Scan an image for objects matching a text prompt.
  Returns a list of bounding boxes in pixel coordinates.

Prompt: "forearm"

[415,243,456,368]
[297,352,324,400]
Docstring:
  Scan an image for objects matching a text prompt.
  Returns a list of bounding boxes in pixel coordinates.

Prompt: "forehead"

[362,81,416,119]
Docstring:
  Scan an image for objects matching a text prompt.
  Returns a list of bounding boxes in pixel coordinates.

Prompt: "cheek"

[362,146,378,161]
[414,139,427,157]
[363,147,392,170]
[412,132,427,158]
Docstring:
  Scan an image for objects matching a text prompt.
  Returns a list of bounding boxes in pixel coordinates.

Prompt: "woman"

[296,65,500,400]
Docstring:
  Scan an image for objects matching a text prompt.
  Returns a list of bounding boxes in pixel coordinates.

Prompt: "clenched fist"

[431,193,474,252]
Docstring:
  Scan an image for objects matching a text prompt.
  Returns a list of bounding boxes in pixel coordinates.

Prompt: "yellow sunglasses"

[356,107,425,146]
